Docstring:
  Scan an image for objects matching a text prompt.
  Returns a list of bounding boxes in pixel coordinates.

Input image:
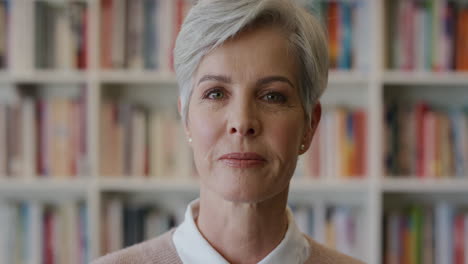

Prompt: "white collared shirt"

[172,199,310,264]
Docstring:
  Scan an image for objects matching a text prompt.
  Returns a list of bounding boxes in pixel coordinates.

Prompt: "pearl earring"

[300,144,305,151]
[188,138,192,143]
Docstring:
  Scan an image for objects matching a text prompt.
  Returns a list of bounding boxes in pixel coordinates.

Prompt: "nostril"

[247,128,255,135]
[230,127,237,134]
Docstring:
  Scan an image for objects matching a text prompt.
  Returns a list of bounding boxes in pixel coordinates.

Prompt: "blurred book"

[384,101,468,178]
[0,200,89,264]
[100,100,194,179]
[386,0,468,72]
[298,106,367,179]
[100,197,184,255]
[100,0,191,71]
[35,1,88,70]
[383,202,468,264]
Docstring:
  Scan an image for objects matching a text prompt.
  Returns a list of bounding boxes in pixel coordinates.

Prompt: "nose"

[228,98,260,137]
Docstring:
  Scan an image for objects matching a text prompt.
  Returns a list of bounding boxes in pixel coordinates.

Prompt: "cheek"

[268,117,303,156]
[188,107,224,158]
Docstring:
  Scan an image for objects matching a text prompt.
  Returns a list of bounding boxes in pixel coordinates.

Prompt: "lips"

[219,152,266,168]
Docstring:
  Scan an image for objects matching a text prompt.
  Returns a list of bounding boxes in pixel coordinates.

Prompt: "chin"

[210,180,288,204]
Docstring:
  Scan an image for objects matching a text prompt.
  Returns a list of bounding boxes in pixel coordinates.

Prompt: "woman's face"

[184,26,318,203]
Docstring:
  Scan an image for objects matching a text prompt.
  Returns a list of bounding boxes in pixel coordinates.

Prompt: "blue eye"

[263,92,286,103]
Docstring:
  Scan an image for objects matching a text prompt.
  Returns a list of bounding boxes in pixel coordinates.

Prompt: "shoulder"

[91,229,182,264]
[304,235,366,264]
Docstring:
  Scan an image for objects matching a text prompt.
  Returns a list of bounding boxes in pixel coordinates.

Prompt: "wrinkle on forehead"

[195,25,299,89]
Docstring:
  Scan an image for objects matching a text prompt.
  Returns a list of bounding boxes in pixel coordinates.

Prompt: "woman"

[94,0,364,263]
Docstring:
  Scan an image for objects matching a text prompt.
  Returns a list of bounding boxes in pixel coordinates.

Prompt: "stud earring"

[300,144,305,151]
[188,138,192,143]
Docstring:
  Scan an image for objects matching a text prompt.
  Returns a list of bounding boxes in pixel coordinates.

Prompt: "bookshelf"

[0,0,467,263]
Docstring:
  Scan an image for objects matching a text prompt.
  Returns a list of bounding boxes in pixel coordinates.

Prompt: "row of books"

[387,0,468,71]
[384,102,468,178]
[298,107,367,179]
[305,0,369,70]
[35,1,88,69]
[0,201,89,264]
[0,91,89,178]
[384,203,468,264]
[100,197,185,255]
[100,0,190,70]
[35,96,89,177]
[100,101,194,178]
[0,1,8,69]
[291,204,362,259]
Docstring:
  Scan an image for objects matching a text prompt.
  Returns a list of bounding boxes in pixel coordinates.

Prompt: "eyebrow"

[197,74,232,86]
[256,76,295,89]
[197,74,295,89]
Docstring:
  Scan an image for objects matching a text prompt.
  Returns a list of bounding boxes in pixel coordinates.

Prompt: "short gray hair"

[174,0,329,123]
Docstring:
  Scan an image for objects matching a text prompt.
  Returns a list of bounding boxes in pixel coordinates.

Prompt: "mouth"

[218,152,267,168]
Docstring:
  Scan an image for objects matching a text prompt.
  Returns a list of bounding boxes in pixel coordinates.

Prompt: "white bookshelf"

[383,71,468,85]
[382,178,468,193]
[0,0,467,263]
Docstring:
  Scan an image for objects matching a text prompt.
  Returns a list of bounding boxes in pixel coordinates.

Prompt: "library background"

[0,0,467,263]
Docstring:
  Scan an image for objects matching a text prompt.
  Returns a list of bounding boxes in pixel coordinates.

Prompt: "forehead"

[194,26,298,85]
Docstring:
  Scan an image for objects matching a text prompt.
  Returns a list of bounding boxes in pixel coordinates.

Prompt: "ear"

[178,97,191,138]
[299,101,321,155]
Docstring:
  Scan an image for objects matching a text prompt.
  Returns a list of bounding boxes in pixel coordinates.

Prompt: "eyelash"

[203,88,226,100]
[261,92,287,104]
[202,88,288,104]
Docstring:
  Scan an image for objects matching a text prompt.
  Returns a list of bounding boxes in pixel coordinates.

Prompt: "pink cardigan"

[92,229,365,264]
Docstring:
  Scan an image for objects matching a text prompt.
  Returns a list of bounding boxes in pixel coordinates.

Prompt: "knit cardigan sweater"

[92,229,365,264]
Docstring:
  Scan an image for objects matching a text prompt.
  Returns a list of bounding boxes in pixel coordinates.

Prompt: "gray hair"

[174,0,329,123]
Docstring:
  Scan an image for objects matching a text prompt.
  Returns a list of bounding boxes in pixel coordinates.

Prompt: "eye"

[204,89,225,100]
[262,92,286,103]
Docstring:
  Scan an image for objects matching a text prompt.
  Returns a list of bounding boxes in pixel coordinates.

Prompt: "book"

[34,1,88,70]
[388,0,467,72]
[385,102,468,178]
[303,106,367,179]
[435,202,454,264]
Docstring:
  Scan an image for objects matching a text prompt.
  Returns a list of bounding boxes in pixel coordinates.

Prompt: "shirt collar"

[172,199,310,264]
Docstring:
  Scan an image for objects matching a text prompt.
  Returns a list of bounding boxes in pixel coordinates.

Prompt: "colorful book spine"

[385,102,468,178]
[302,107,367,179]
[388,0,468,72]
[384,204,468,264]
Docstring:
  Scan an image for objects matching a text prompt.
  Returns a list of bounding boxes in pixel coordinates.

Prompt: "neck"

[196,186,289,264]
